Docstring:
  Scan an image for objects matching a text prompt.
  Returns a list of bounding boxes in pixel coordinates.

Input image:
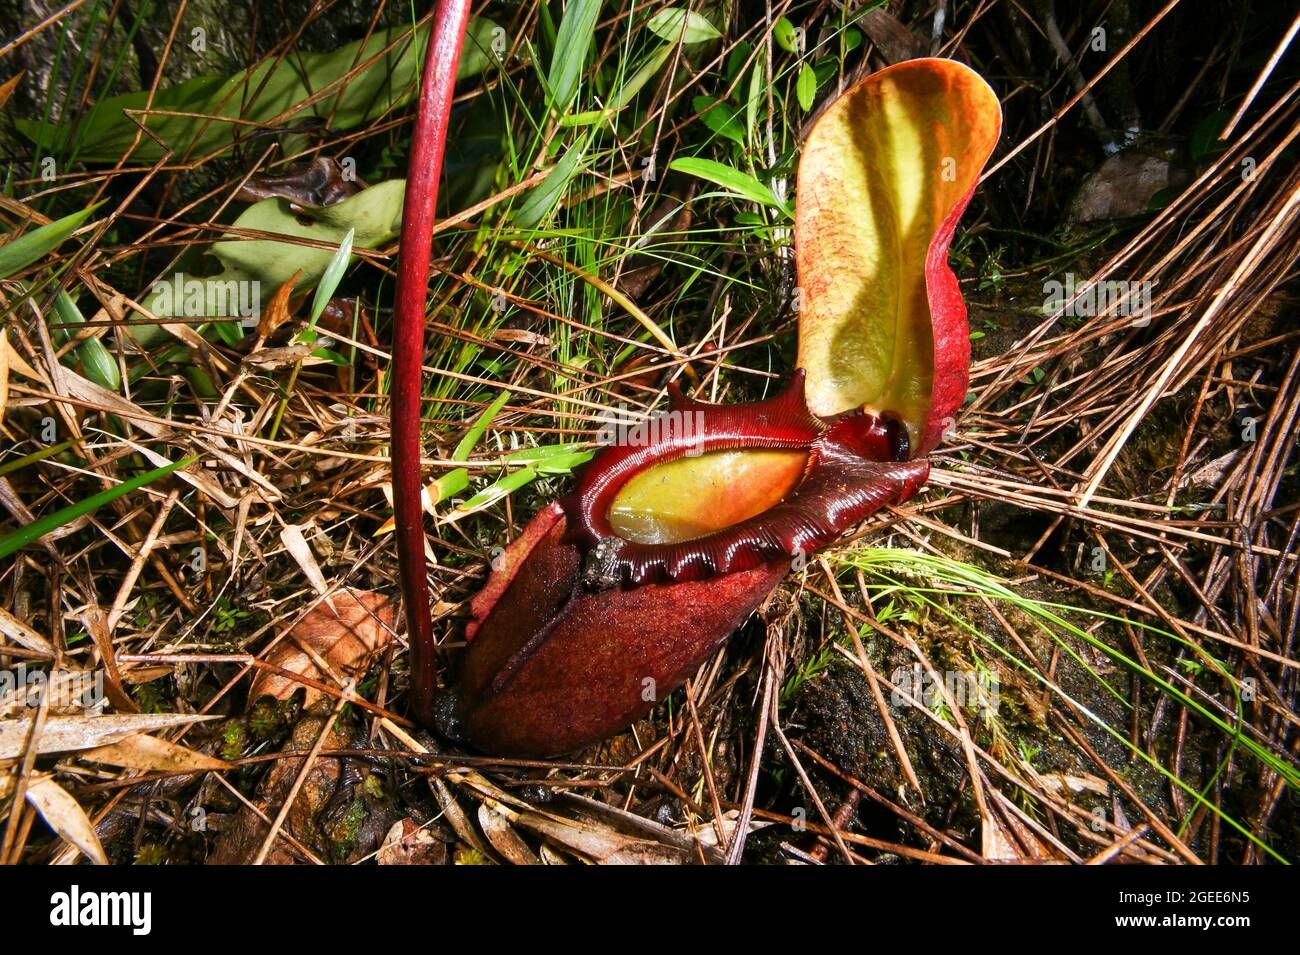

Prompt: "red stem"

[393,0,472,725]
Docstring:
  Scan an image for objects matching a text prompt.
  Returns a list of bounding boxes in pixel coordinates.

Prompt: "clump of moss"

[133,843,167,865]
[130,678,174,714]
[248,696,297,742]
[324,798,369,863]
[220,721,248,762]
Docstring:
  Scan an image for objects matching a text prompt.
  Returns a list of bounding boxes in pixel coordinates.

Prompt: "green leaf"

[0,439,80,479]
[668,157,787,212]
[503,442,593,474]
[424,391,514,508]
[1147,185,1180,211]
[1189,109,1231,162]
[211,181,402,288]
[308,227,355,327]
[431,468,470,505]
[210,320,242,345]
[548,0,603,114]
[15,21,501,164]
[610,43,674,111]
[745,59,764,144]
[813,58,839,88]
[135,180,405,347]
[725,41,753,86]
[797,62,818,112]
[52,290,120,390]
[773,17,800,54]
[308,347,351,366]
[533,452,593,474]
[456,466,539,513]
[646,8,721,44]
[0,456,196,560]
[514,134,588,227]
[0,205,101,280]
[693,95,745,145]
[454,390,513,461]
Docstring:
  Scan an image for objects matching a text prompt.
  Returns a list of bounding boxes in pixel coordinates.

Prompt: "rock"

[1068,147,1186,223]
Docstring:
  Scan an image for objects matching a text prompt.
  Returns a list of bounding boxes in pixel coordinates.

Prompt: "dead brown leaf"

[0,712,217,759]
[25,775,108,865]
[235,156,364,210]
[0,73,23,111]
[377,818,448,865]
[0,603,55,657]
[981,798,1068,862]
[81,732,232,773]
[478,801,541,865]
[256,270,302,340]
[488,799,688,865]
[0,328,9,418]
[248,589,394,706]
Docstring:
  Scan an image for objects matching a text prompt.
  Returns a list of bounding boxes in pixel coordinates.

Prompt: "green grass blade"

[547,0,603,114]
[0,455,196,560]
[455,465,539,513]
[0,439,81,479]
[453,389,512,461]
[308,227,356,328]
[0,205,102,279]
[53,290,120,390]
[668,157,790,214]
[646,8,721,44]
[515,134,589,227]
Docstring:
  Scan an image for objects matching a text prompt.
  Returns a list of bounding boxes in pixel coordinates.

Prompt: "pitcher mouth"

[561,370,927,587]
